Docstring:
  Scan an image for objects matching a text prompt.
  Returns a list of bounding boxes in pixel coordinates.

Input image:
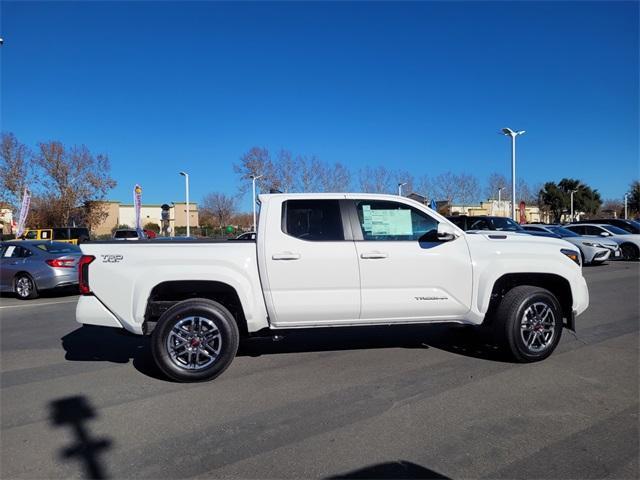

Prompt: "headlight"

[582,242,601,247]
[561,248,581,266]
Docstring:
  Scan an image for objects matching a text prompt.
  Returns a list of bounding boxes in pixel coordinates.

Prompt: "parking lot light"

[570,189,578,222]
[624,193,628,219]
[501,128,525,220]
[179,171,190,237]
[398,182,407,196]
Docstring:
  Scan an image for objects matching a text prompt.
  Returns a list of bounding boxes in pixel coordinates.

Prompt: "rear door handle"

[360,252,388,259]
[272,252,301,261]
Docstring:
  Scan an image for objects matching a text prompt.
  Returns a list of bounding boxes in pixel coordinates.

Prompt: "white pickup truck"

[76,193,589,382]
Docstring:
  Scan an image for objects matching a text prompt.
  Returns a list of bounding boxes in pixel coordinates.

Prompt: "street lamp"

[498,187,503,216]
[179,171,190,237]
[501,128,526,220]
[570,189,578,222]
[398,182,407,197]
[624,193,629,219]
[250,174,263,232]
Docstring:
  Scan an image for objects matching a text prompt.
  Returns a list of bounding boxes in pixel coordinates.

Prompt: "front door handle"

[360,252,388,259]
[272,252,301,261]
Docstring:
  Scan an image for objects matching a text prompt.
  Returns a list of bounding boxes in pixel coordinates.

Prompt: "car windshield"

[491,217,523,231]
[547,226,579,237]
[601,225,629,235]
[35,243,81,253]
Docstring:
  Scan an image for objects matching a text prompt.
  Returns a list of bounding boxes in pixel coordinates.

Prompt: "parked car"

[113,229,147,240]
[77,193,589,382]
[21,227,90,245]
[565,224,640,260]
[522,225,619,264]
[0,241,82,299]
[571,218,640,234]
[447,215,525,232]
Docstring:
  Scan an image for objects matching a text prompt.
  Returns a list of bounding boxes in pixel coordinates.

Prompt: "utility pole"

[501,128,526,220]
[251,174,263,232]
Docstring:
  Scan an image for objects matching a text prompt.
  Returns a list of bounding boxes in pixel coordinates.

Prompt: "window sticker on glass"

[362,208,413,236]
[3,246,16,258]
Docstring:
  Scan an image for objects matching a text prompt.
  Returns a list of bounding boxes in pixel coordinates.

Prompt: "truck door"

[347,198,473,322]
[263,199,361,326]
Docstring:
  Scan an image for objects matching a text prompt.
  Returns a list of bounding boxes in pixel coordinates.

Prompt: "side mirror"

[437,223,458,242]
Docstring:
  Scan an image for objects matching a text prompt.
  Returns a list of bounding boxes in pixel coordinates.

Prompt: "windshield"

[547,226,579,237]
[35,243,81,254]
[491,217,523,231]
[601,225,629,235]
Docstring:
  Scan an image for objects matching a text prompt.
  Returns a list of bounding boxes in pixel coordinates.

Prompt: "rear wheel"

[15,274,38,299]
[493,286,562,362]
[620,243,639,260]
[151,298,239,382]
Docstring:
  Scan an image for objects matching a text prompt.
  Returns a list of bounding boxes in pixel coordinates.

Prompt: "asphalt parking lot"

[1,262,638,479]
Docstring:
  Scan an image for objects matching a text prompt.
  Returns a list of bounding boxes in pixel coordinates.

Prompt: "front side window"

[468,218,491,230]
[282,200,344,241]
[356,200,438,241]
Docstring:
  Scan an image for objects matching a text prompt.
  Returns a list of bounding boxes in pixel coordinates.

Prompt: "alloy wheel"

[520,301,556,353]
[166,316,222,370]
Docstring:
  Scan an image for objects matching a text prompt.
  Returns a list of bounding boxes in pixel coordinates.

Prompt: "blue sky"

[1,1,638,210]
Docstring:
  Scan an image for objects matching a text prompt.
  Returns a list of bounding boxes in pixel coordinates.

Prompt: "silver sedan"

[566,224,640,260]
[522,225,620,264]
[0,241,82,299]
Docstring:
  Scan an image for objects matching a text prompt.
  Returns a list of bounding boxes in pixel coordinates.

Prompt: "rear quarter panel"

[80,242,268,334]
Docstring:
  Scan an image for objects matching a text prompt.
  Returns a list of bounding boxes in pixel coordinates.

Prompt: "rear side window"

[53,228,69,240]
[355,200,438,241]
[115,230,139,239]
[282,200,344,241]
[448,217,466,229]
[468,218,491,230]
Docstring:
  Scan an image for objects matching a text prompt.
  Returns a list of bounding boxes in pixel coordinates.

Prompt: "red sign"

[519,201,526,224]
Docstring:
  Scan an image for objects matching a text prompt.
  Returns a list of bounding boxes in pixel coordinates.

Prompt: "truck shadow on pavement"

[49,395,113,479]
[327,460,450,479]
[61,323,508,381]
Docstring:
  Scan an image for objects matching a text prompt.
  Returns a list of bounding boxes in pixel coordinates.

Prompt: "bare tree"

[433,171,459,204]
[35,141,116,226]
[485,173,509,201]
[0,132,32,209]
[234,147,275,194]
[457,173,481,208]
[414,174,432,200]
[273,149,297,193]
[202,192,237,228]
[318,161,352,192]
[295,155,322,192]
[359,166,393,193]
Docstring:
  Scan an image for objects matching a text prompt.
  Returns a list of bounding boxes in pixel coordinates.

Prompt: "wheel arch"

[143,280,248,336]
[487,273,574,329]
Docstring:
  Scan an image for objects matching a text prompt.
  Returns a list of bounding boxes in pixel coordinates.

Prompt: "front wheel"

[620,243,639,260]
[493,286,563,362]
[151,299,240,382]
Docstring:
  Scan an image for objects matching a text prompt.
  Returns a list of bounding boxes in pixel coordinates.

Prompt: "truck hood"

[467,230,577,250]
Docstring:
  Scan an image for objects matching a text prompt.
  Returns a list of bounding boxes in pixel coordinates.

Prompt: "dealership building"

[93,201,199,236]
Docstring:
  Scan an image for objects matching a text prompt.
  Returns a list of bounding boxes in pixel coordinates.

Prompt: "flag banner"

[15,188,31,237]
[519,201,526,224]
[134,184,143,234]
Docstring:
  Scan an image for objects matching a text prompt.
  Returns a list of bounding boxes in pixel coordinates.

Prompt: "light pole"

[498,187,503,216]
[570,189,578,222]
[250,174,263,232]
[398,182,407,197]
[624,193,629,219]
[179,171,190,237]
[501,128,526,220]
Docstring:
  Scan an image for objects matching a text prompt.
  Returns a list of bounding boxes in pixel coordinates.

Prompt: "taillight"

[46,258,76,268]
[78,255,95,295]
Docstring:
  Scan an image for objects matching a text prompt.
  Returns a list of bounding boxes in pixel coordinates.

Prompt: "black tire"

[620,243,639,260]
[151,298,240,382]
[493,286,562,362]
[14,273,39,299]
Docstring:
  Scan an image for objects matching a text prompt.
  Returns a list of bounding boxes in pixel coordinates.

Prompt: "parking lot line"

[0,299,78,310]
